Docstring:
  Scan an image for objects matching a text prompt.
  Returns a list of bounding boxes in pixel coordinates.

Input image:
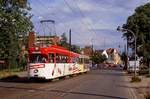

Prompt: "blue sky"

[29,0,150,50]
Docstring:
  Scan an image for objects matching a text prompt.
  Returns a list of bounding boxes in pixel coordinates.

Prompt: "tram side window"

[72,57,79,63]
[56,54,68,63]
[49,53,54,63]
[30,54,48,63]
[79,58,84,64]
[85,59,89,64]
[77,58,89,64]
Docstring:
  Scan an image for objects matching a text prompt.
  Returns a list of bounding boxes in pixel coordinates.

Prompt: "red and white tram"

[28,45,90,79]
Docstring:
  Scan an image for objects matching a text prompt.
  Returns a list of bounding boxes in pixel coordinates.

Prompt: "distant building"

[95,50,103,54]
[81,46,93,56]
[28,32,60,48]
[102,48,122,64]
[28,32,36,48]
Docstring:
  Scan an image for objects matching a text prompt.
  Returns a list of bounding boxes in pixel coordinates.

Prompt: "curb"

[123,71,143,99]
[128,85,139,99]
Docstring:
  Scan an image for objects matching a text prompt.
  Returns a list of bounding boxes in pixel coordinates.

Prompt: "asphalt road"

[0,67,135,99]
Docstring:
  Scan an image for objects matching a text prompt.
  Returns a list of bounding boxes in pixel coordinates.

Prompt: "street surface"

[0,66,136,99]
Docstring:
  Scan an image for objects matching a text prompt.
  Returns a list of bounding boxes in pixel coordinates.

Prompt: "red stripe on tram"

[30,64,45,69]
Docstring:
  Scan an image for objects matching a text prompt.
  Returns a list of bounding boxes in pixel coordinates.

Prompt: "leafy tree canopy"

[71,45,81,54]
[0,0,33,68]
[60,32,81,53]
[60,33,68,48]
[91,51,106,64]
[122,3,150,62]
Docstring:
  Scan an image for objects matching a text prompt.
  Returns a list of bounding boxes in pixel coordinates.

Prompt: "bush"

[131,76,141,82]
[139,69,149,75]
[139,65,149,75]
[91,53,106,64]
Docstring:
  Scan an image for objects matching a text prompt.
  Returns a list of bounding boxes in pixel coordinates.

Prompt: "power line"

[63,0,94,34]
[31,0,57,36]
[63,0,98,47]
[31,0,85,43]
[64,0,97,35]
[62,0,88,42]
[32,0,66,32]
[46,0,87,43]
[31,0,46,16]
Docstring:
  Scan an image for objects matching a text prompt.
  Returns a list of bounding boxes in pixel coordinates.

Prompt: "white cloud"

[30,0,150,49]
[77,1,97,12]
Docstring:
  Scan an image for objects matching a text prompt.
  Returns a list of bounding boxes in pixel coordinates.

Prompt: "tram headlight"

[35,47,39,51]
[34,69,38,73]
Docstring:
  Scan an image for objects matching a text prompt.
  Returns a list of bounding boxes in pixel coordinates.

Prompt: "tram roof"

[29,45,80,57]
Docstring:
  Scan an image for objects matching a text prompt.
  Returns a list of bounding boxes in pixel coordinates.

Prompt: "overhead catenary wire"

[29,0,46,36]
[31,0,85,44]
[63,0,97,47]
[74,0,97,31]
[64,0,97,35]
[46,0,85,43]
[32,0,67,36]
[63,0,90,31]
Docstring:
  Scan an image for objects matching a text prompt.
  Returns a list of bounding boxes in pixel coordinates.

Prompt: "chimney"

[28,32,35,48]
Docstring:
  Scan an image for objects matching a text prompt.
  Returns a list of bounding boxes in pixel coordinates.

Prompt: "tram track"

[0,73,88,99]
[23,73,89,99]
[0,69,135,99]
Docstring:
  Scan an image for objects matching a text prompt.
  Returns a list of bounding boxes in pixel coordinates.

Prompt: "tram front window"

[30,54,48,63]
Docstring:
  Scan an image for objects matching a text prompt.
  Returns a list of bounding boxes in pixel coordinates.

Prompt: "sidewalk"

[130,76,150,99]
[0,70,27,79]
[17,71,28,77]
[125,72,150,99]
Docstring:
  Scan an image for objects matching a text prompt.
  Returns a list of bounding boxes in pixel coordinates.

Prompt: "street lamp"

[91,38,94,67]
[117,26,137,77]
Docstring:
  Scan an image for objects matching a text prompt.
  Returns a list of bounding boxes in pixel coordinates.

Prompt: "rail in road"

[0,67,138,99]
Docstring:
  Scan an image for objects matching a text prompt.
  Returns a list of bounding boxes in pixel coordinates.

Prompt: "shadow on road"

[0,74,80,83]
[0,76,49,83]
[0,85,127,99]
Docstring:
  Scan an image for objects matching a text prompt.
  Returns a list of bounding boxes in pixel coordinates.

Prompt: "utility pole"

[91,39,94,67]
[126,39,129,70]
[117,26,137,77]
[124,44,128,70]
[69,29,71,51]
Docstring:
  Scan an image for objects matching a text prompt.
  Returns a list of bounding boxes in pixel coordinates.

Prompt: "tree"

[60,33,69,48]
[60,33,81,53]
[0,0,33,70]
[120,52,128,70]
[91,51,106,64]
[122,3,150,65]
[71,45,81,54]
